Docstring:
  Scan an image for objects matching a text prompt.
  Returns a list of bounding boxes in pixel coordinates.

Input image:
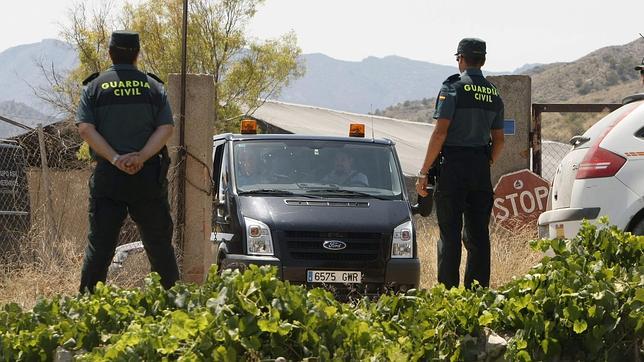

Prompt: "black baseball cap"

[455,38,486,56]
[109,30,140,49]
[635,57,644,71]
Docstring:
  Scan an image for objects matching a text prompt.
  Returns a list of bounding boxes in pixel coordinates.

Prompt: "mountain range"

[0,39,512,124]
[0,37,642,131]
[0,39,78,118]
[277,53,461,113]
[378,37,644,122]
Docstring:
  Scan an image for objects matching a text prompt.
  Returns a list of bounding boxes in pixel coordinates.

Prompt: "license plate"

[307,270,361,284]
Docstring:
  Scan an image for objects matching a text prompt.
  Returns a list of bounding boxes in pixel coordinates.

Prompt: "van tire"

[215,253,225,273]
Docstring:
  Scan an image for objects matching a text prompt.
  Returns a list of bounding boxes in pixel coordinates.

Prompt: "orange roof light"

[349,123,365,138]
[240,119,257,134]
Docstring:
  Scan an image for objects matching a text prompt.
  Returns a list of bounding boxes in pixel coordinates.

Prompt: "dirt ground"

[0,169,542,308]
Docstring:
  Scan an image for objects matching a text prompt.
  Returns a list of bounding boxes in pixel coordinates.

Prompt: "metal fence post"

[531,106,542,177]
[36,125,59,248]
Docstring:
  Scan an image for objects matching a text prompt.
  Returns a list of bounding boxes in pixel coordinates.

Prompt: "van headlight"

[391,220,413,258]
[244,217,274,255]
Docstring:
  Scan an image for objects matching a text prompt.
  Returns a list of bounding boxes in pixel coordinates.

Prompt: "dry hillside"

[528,37,643,103]
[377,37,644,128]
[372,97,436,123]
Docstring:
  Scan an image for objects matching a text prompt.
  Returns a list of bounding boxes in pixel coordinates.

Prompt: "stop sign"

[492,169,550,230]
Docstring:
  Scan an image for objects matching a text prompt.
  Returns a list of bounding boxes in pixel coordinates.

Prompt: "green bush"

[0,220,642,361]
[487,219,643,361]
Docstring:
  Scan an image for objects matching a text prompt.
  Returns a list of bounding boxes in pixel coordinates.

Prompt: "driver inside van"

[322,151,369,187]
[236,150,265,187]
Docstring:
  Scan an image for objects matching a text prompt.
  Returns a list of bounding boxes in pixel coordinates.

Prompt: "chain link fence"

[0,119,143,263]
[0,140,30,256]
[535,107,616,182]
[1,112,204,293]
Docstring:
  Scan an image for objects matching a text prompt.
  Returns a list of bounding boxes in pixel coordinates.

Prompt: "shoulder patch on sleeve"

[146,72,164,84]
[443,73,460,84]
[82,72,99,86]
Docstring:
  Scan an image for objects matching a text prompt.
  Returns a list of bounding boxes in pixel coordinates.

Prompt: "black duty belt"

[441,145,488,155]
[96,153,163,166]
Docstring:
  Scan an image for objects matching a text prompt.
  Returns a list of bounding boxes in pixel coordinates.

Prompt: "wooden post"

[166,75,215,283]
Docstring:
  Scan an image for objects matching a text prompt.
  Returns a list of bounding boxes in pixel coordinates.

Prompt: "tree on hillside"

[37,0,304,133]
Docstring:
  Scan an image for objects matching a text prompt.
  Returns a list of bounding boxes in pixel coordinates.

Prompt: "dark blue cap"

[455,38,486,56]
[109,30,140,49]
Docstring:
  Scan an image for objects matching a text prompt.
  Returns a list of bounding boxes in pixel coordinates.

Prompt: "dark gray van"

[211,132,424,295]
[0,140,30,254]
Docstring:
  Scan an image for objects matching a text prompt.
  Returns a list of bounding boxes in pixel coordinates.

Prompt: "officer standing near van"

[416,38,505,289]
[636,57,644,85]
[76,30,180,292]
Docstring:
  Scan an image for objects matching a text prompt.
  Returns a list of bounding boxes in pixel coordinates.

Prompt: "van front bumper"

[385,258,421,286]
[219,254,420,289]
[537,207,600,239]
[220,254,282,277]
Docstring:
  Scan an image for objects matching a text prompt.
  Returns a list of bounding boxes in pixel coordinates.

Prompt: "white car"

[538,94,644,239]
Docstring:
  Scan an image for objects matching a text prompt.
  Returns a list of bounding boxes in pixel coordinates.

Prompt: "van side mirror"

[215,201,230,224]
[411,190,433,217]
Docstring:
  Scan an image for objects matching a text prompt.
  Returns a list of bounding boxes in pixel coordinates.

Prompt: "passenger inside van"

[321,151,369,187]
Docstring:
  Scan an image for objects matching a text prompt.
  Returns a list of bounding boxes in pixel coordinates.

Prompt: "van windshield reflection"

[233,141,403,200]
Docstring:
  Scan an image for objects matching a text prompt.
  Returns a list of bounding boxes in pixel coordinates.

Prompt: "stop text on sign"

[492,169,550,230]
[494,186,549,219]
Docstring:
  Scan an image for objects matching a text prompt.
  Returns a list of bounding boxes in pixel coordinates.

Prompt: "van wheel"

[632,218,644,236]
[216,254,225,273]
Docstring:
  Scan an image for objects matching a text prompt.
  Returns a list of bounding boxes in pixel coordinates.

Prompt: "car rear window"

[577,101,642,149]
[636,126,644,139]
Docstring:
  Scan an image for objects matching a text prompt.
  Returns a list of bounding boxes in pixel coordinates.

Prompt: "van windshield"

[233,140,403,200]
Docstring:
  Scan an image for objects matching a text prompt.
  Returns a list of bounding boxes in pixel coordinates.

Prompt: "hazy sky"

[1,0,641,72]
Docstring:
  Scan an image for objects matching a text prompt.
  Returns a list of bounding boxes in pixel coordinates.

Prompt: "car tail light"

[576,147,626,179]
[575,103,634,180]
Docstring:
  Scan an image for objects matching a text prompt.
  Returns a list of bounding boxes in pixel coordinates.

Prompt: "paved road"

[252,101,434,176]
[252,100,564,181]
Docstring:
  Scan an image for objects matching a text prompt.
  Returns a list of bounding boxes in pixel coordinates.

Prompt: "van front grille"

[282,231,385,262]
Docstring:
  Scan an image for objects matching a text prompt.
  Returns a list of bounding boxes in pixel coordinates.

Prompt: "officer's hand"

[416,177,429,197]
[116,153,143,175]
[124,153,144,174]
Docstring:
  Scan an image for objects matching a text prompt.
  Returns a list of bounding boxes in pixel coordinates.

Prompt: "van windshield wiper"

[238,189,321,198]
[239,189,296,196]
[304,188,390,200]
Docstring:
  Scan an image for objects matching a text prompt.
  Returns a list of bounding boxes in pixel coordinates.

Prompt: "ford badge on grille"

[322,240,347,251]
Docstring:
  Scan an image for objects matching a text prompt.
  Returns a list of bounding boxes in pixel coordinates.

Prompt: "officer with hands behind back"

[76,30,180,293]
[416,38,505,289]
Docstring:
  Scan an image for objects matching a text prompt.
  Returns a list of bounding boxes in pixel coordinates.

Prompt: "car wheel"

[632,217,644,236]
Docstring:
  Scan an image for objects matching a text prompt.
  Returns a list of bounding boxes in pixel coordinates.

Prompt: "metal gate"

[531,103,621,180]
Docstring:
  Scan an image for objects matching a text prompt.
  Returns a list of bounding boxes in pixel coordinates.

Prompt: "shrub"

[0,220,641,361]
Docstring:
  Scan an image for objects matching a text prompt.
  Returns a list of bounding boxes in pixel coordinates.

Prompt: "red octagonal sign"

[492,169,550,230]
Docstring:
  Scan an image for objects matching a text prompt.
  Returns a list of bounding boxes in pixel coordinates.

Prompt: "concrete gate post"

[167,74,215,283]
[486,75,532,184]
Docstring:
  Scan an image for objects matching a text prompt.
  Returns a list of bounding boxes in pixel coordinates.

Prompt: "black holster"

[485,142,493,161]
[413,153,442,217]
[427,152,443,186]
[159,146,170,183]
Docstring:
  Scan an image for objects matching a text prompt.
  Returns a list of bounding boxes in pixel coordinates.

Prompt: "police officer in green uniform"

[76,30,180,292]
[636,57,644,85]
[416,38,505,289]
